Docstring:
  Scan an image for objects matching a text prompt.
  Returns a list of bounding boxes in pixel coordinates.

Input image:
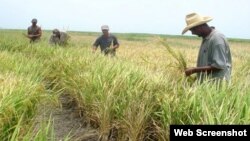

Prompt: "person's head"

[189,23,211,37]
[182,13,213,37]
[101,25,109,37]
[52,29,60,37]
[31,18,38,26]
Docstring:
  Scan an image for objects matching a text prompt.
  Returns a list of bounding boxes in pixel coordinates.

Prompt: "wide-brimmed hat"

[182,13,213,34]
[101,25,109,30]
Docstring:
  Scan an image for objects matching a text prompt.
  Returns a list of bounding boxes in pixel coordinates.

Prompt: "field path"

[35,94,99,141]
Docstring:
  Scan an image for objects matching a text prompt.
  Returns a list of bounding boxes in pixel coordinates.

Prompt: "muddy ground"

[34,94,99,141]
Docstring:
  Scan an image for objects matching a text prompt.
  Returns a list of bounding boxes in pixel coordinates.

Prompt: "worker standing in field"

[26,18,42,43]
[182,13,232,83]
[92,25,119,56]
[49,29,69,46]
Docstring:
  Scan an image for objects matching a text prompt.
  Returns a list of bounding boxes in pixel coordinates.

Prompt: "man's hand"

[112,44,119,50]
[185,67,196,76]
[23,33,36,39]
[92,47,97,53]
[28,35,35,38]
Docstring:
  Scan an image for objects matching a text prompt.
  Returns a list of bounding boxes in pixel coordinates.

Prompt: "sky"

[0,0,249,39]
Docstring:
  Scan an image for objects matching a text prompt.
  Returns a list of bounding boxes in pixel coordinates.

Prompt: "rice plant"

[0,29,250,141]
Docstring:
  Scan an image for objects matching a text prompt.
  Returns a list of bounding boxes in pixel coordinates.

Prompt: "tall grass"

[0,73,45,140]
[158,37,187,71]
[0,30,250,141]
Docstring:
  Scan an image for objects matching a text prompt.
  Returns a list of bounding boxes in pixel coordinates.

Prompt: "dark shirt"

[27,25,41,42]
[93,34,119,52]
[197,29,232,82]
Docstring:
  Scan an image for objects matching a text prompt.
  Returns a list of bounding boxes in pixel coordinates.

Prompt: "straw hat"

[182,13,213,34]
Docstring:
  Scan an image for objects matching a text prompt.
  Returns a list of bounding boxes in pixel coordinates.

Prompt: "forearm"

[33,34,41,37]
[92,46,97,52]
[194,66,216,73]
[113,44,119,49]
[185,66,220,76]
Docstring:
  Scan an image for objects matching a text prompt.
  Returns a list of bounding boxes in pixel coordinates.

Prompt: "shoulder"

[37,26,42,30]
[60,32,67,36]
[210,30,227,45]
[109,34,117,37]
[212,30,226,38]
[60,32,69,40]
[109,34,118,39]
[96,35,104,40]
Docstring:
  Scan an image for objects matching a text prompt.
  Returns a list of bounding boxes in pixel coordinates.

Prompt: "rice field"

[0,29,250,141]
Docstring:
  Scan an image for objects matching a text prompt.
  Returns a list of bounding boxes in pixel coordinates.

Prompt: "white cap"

[101,25,109,30]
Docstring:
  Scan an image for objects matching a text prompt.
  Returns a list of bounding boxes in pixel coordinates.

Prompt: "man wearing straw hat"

[92,25,119,56]
[182,13,232,83]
